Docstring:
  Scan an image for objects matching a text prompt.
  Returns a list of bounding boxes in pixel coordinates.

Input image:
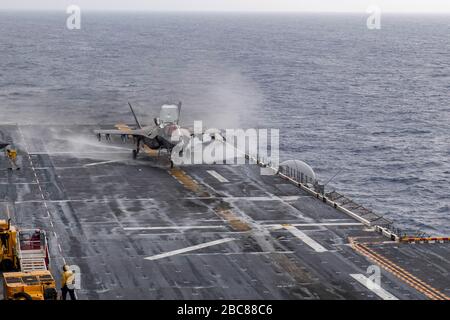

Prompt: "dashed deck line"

[17,126,67,267]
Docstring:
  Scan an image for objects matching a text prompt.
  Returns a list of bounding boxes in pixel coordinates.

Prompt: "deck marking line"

[351,240,449,300]
[29,151,131,155]
[145,238,235,261]
[206,170,229,183]
[284,225,328,252]
[84,160,121,167]
[350,274,399,300]
[268,222,362,229]
[17,125,68,266]
[124,225,226,231]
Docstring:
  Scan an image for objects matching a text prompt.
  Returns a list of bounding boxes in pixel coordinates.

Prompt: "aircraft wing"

[114,123,134,132]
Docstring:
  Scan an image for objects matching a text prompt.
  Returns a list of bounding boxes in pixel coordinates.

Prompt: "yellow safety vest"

[62,270,74,287]
[7,150,17,160]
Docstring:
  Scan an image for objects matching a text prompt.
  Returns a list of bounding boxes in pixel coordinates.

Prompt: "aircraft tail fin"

[128,102,142,129]
[177,101,182,124]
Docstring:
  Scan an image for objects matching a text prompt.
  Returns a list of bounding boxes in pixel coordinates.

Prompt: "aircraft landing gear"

[133,138,141,159]
[170,160,174,169]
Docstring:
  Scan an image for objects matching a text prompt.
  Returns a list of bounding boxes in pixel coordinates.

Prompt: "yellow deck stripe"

[351,239,449,300]
[215,208,252,232]
[169,168,204,194]
[168,169,250,232]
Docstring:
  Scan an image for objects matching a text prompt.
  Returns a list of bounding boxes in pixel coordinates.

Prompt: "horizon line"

[1,8,450,15]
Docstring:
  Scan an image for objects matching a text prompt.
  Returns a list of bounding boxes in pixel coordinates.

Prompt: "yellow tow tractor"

[0,219,17,271]
[1,219,57,300]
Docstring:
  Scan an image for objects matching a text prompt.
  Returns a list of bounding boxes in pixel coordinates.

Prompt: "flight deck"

[0,124,449,300]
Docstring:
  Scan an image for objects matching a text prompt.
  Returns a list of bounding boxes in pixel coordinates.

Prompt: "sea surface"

[0,12,449,235]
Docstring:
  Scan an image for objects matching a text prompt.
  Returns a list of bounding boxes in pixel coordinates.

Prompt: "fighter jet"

[94,102,191,167]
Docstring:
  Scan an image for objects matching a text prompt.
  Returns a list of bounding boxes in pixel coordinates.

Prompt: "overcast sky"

[1,0,449,13]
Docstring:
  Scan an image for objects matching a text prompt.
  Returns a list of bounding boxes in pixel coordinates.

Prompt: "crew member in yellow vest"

[61,264,77,300]
[5,147,19,170]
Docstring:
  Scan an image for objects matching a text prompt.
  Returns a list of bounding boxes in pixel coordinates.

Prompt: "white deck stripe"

[0,183,38,185]
[207,170,229,183]
[29,151,130,155]
[125,223,361,232]
[269,222,363,228]
[11,196,309,204]
[84,160,121,167]
[145,238,235,261]
[350,274,399,300]
[284,225,328,252]
[124,225,226,231]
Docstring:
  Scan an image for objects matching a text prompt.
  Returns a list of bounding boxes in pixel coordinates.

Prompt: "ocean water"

[0,12,449,235]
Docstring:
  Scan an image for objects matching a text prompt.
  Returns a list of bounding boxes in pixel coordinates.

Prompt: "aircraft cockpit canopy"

[160,104,180,124]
